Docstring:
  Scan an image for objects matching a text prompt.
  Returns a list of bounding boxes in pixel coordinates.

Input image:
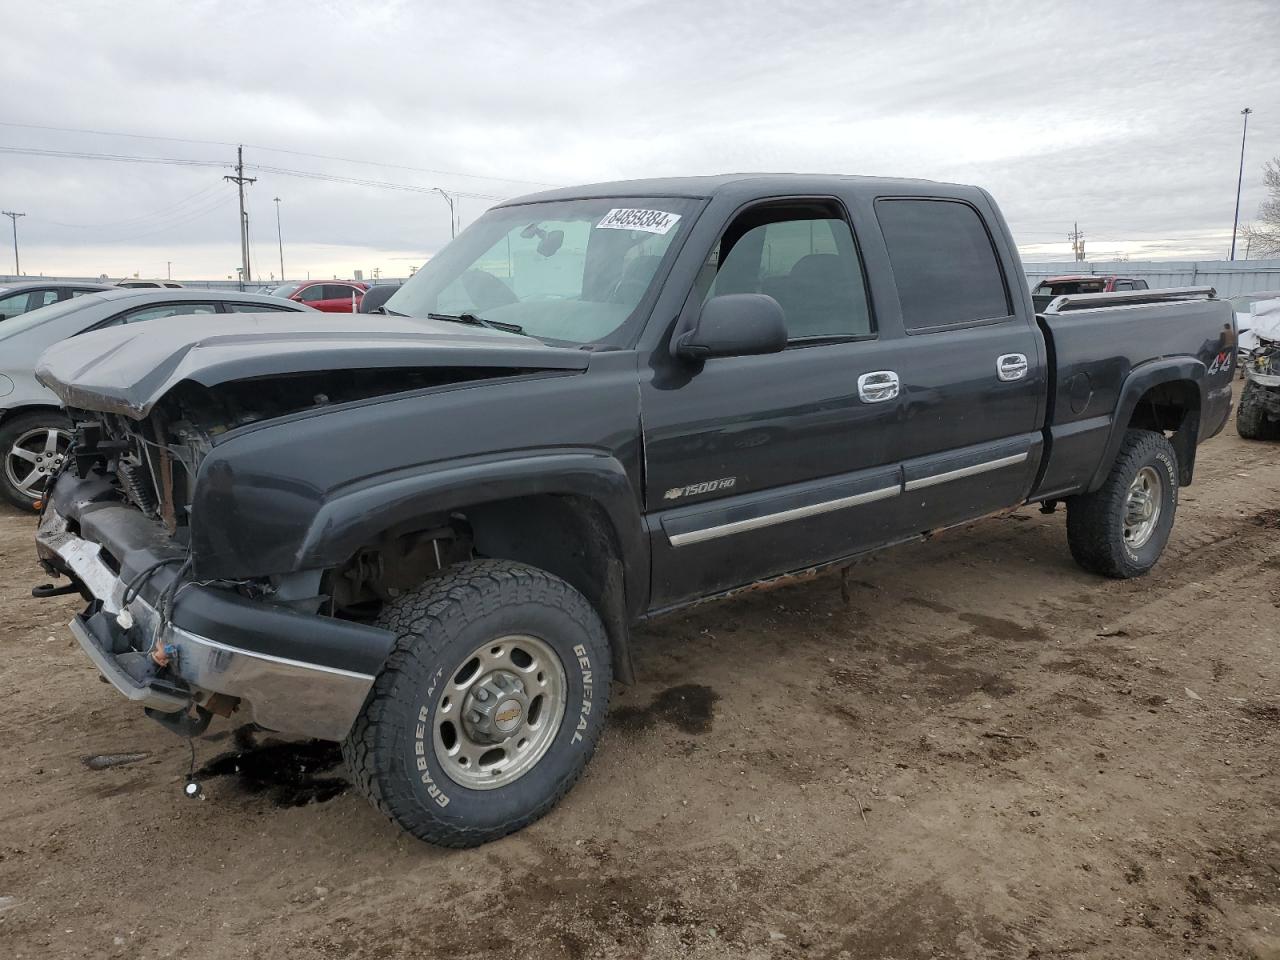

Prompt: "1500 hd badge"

[664,478,736,500]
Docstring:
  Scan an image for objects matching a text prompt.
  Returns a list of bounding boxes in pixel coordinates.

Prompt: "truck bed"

[1031,288,1235,500]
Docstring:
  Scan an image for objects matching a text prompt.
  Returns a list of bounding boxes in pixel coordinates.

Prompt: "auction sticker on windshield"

[596,208,682,234]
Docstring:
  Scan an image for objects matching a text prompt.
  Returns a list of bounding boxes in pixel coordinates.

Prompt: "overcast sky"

[2,0,1277,280]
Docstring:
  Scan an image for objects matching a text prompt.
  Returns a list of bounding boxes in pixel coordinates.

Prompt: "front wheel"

[343,559,612,847]
[1236,380,1278,440]
[1066,429,1178,579]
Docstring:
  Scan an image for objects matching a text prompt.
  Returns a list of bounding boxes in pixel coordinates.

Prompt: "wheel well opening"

[1127,379,1200,485]
[0,404,70,429]
[333,494,634,683]
[465,494,633,683]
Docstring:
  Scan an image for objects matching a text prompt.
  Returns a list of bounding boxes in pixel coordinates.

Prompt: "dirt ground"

[1,410,1278,960]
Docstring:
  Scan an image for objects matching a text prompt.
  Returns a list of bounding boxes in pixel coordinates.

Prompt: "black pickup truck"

[33,174,1235,847]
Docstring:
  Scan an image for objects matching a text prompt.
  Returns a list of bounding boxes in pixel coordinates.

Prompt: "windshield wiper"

[427,312,525,335]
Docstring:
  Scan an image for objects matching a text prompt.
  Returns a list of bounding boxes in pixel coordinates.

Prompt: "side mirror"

[674,294,787,361]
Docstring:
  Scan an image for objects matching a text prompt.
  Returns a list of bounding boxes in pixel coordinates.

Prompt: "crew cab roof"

[502,172,972,206]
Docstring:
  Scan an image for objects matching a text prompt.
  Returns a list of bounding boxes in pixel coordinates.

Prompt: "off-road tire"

[1066,429,1178,579]
[343,559,612,848]
[0,411,71,509]
[1236,380,1278,440]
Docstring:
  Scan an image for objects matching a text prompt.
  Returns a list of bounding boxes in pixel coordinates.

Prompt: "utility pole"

[1068,222,1086,262]
[166,260,172,281]
[224,145,256,288]
[1230,107,1253,261]
[2,211,25,275]
[432,188,456,239]
[273,197,284,282]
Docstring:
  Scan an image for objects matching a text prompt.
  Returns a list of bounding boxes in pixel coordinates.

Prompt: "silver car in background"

[0,288,312,506]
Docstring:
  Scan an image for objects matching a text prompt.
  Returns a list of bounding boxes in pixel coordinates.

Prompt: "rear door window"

[1113,281,1133,291]
[224,301,296,313]
[116,302,219,325]
[875,198,1011,331]
[324,284,358,301]
[0,290,32,317]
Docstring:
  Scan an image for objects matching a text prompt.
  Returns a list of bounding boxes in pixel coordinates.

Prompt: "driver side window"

[703,202,873,340]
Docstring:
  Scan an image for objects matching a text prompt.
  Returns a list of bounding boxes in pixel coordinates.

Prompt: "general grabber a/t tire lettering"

[342,559,612,847]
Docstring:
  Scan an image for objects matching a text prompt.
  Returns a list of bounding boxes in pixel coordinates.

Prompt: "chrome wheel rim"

[1123,465,1162,549]
[433,634,567,791]
[5,426,70,501]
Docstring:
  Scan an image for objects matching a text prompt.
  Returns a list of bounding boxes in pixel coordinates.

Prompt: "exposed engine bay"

[68,367,520,535]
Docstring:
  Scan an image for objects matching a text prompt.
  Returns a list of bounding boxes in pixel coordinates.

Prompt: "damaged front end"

[32,314,591,739]
[36,466,395,740]
[32,375,453,741]
[1243,335,1280,391]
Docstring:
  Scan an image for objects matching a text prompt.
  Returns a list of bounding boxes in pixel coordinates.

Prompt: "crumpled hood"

[1250,298,1280,344]
[35,313,589,418]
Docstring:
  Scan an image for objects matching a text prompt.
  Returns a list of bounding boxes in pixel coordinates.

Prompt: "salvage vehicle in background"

[0,288,313,506]
[1229,290,1280,365]
[32,174,1235,848]
[1031,274,1149,312]
[270,279,367,312]
[0,280,113,322]
[1236,297,1280,440]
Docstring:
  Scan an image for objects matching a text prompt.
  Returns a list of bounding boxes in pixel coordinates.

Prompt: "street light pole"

[432,188,456,239]
[1230,107,1253,261]
[273,197,285,281]
[2,211,25,275]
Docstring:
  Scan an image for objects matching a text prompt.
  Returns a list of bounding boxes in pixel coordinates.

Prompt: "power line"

[248,162,507,201]
[0,145,512,202]
[0,119,562,189]
[38,183,224,230]
[0,145,227,168]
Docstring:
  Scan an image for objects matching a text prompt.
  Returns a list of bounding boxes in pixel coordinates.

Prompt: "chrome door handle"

[858,370,900,403]
[997,353,1029,382]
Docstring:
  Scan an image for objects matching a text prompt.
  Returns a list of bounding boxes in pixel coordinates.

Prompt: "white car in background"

[0,288,314,507]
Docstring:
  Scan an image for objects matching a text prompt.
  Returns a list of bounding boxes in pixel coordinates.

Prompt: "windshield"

[0,294,100,341]
[387,197,699,345]
[270,282,303,298]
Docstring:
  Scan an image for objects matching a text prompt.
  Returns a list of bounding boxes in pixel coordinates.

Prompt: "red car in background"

[1031,275,1149,311]
[270,280,368,312]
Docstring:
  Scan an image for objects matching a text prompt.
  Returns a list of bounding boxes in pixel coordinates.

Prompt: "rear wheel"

[0,411,71,508]
[1066,429,1178,579]
[1236,380,1278,440]
[343,559,611,847]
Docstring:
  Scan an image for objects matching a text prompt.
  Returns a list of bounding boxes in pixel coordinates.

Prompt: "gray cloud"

[2,0,1277,278]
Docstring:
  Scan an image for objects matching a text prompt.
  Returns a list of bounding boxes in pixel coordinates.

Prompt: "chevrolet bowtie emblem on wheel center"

[494,701,523,732]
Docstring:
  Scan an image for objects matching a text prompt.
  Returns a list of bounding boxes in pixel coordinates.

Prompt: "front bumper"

[1244,366,1280,392]
[36,484,393,741]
